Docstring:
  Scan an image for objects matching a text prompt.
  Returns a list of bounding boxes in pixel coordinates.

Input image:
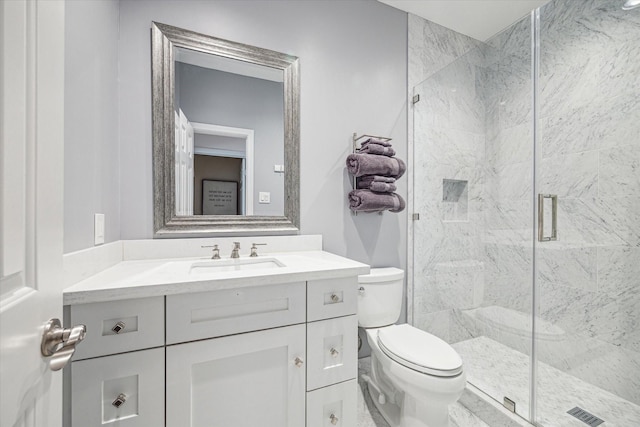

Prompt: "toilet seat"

[377,324,463,377]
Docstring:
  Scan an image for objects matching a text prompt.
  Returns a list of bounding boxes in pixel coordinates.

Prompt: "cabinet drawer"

[70,348,164,427]
[70,296,164,360]
[166,282,306,344]
[307,277,357,322]
[306,315,358,391]
[306,379,357,427]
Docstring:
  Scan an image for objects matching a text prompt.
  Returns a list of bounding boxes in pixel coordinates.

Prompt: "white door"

[1,1,66,426]
[166,324,306,427]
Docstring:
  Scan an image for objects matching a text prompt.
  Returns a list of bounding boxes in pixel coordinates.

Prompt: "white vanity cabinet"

[66,275,360,427]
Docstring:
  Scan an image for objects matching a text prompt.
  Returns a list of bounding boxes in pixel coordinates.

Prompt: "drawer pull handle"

[112,393,127,408]
[330,294,340,303]
[294,357,304,368]
[112,321,126,334]
[330,414,339,425]
[330,347,339,358]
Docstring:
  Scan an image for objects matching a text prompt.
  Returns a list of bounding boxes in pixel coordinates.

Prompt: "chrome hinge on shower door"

[538,193,558,242]
[412,94,420,104]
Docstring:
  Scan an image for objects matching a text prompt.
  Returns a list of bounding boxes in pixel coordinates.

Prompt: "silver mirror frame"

[151,22,300,236]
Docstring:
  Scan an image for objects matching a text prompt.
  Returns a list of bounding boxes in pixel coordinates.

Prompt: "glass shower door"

[533,0,640,425]
[411,13,536,419]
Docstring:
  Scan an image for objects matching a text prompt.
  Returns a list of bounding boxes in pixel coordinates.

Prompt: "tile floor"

[453,336,640,427]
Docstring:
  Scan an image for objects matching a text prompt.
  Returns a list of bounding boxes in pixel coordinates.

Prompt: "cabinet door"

[70,348,164,426]
[166,324,306,427]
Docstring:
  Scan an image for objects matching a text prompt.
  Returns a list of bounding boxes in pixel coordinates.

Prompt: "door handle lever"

[41,318,86,371]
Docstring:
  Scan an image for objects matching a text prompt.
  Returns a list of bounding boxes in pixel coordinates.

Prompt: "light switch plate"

[259,192,271,204]
[94,213,105,245]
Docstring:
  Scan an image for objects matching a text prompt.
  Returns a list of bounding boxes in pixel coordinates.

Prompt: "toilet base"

[366,358,452,427]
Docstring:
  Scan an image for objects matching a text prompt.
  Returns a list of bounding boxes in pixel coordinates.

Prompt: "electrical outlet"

[94,214,105,245]
[259,192,271,204]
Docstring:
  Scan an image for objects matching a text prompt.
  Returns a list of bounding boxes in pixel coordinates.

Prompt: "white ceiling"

[378,0,550,41]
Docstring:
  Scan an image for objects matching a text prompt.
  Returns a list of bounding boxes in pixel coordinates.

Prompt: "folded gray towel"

[359,143,396,157]
[370,182,397,193]
[358,175,396,185]
[348,190,405,213]
[361,137,392,147]
[346,153,406,178]
[356,178,396,192]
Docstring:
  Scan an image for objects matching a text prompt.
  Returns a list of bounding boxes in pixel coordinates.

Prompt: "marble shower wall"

[410,0,639,406]
[535,0,640,405]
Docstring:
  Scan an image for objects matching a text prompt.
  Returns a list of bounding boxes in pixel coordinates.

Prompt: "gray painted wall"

[118,1,408,274]
[64,0,408,324]
[64,0,120,253]
[177,62,285,216]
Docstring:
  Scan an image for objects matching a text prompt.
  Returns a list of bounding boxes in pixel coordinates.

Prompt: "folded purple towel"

[356,178,396,192]
[359,143,396,157]
[361,137,392,147]
[370,182,397,193]
[348,190,405,213]
[358,175,396,185]
[346,153,406,178]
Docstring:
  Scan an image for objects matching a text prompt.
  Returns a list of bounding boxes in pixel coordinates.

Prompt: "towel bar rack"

[350,132,393,216]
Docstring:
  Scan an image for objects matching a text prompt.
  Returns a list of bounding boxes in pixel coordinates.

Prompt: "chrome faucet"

[250,243,267,257]
[230,242,241,258]
[201,245,221,259]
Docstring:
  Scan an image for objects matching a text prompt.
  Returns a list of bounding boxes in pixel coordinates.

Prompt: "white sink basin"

[189,257,285,275]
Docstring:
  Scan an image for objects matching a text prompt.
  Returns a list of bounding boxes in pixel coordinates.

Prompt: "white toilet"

[358,268,466,427]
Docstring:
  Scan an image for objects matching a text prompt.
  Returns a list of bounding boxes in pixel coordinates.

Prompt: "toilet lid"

[377,324,463,377]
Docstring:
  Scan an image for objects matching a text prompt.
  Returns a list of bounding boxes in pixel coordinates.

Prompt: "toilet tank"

[357,267,404,328]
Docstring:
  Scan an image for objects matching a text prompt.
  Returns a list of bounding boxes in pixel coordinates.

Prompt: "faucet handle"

[250,243,267,257]
[233,242,241,249]
[201,244,220,259]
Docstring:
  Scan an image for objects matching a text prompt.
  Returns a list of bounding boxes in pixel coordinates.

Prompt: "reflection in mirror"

[173,48,285,217]
[152,22,299,236]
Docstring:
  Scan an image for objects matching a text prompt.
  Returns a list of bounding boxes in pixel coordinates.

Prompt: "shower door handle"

[538,194,558,242]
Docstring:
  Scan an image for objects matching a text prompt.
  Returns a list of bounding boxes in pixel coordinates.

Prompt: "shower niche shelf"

[442,179,468,222]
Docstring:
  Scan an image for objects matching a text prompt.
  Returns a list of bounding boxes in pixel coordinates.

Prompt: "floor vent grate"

[567,407,604,426]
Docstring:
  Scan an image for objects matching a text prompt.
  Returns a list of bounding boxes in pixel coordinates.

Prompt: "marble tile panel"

[415,126,484,168]
[487,162,532,201]
[481,275,532,314]
[538,281,623,348]
[539,151,598,199]
[555,198,637,247]
[413,309,451,343]
[485,13,532,65]
[597,245,640,294]
[540,91,640,158]
[540,40,640,119]
[408,14,484,88]
[485,123,532,169]
[413,219,484,272]
[560,336,640,405]
[599,144,640,198]
[537,246,597,291]
[484,243,532,279]
[618,289,640,353]
[414,261,484,313]
[485,200,533,236]
[449,308,479,344]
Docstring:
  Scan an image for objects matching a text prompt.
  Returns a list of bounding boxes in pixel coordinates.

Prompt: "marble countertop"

[63,250,370,305]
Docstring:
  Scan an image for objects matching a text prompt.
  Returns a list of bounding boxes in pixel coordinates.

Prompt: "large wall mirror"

[152,22,299,236]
